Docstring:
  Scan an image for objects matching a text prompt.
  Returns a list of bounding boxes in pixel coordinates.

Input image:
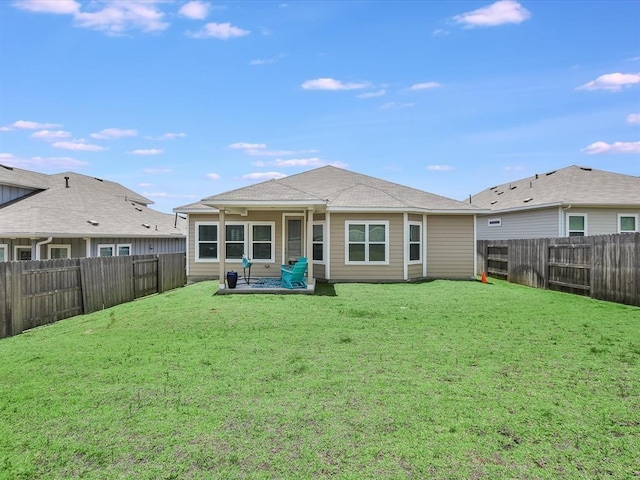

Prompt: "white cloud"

[357,89,386,98]
[582,141,640,155]
[273,157,323,167]
[302,78,370,91]
[0,152,88,169]
[245,149,301,157]
[158,132,187,140]
[427,165,454,171]
[143,168,172,174]
[627,113,640,125]
[408,82,441,91]
[577,72,640,91]
[1,120,62,131]
[129,148,163,155]
[206,173,221,180]
[249,53,286,65]
[242,171,287,180]
[52,141,105,151]
[453,0,531,28]
[143,191,198,199]
[12,0,80,14]
[179,1,209,20]
[90,128,137,139]
[229,142,266,150]
[432,29,449,37]
[188,22,249,39]
[380,102,415,109]
[73,2,169,35]
[30,130,72,141]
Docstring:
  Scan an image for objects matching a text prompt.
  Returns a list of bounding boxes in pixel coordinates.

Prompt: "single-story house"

[174,166,487,284]
[0,164,186,261]
[470,165,640,240]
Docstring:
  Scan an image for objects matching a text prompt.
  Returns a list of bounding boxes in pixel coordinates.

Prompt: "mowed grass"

[0,280,638,479]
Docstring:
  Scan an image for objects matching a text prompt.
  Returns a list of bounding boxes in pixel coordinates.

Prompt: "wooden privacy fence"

[0,253,186,339]
[477,233,640,307]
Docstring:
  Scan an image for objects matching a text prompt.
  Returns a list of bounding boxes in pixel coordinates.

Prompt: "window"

[346,221,389,264]
[487,218,502,227]
[48,245,71,259]
[98,243,131,257]
[312,223,325,262]
[618,214,638,233]
[98,244,114,257]
[226,224,245,260]
[409,222,421,262]
[251,224,273,260]
[566,214,587,237]
[196,222,218,261]
[15,246,32,261]
[0,244,7,262]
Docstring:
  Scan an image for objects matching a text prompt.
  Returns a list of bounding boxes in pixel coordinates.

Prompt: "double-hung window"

[251,224,274,260]
[346,221,389,264]
[408,222,421,263]
[312,223,325,262]
[618,214,638,233]
[48,244,71,259]
[15,246,32,261]
[225,224,245,260]
[196,222,218,261]
[566,214,587,237]
[0,244,7,262]
[98,243,132,257]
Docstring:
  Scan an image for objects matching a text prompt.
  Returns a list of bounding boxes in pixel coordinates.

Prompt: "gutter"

[34,236,53,260]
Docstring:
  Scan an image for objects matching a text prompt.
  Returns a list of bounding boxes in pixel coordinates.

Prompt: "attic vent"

[135,207,142,212]
[94,177,103,182]
[580,167,592,171]
[497,191,504,195]
[490,200,498,205]
[545,170,556,176]
[87,220,99,226]
[524,197,533,203]
[510,185,517,190]
[1,164,14,171]
[490,186,498,191]
[142,223,151,228]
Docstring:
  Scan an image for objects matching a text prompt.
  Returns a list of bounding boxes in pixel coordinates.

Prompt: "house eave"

[327,206,490,214]
[476,202,563,214]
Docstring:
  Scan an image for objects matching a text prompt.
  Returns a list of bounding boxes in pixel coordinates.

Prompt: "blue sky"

[1,0,639,213]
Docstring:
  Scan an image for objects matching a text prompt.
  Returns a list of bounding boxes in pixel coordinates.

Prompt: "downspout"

[560,205,572,236]
[35,236,53,260]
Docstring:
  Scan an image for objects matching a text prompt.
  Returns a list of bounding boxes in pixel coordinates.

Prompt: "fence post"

[9,262,24,336]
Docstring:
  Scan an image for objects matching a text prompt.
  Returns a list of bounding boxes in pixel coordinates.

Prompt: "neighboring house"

[174,166,487,284]
[470,165,640,240]
[0,164,186,261]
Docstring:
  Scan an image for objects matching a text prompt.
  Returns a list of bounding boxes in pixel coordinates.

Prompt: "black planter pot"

[226,271,238,289]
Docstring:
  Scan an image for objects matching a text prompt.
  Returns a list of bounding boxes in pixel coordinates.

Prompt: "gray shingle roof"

[470,165,640,212]
[199,166,483,212]
[0,167,185,237]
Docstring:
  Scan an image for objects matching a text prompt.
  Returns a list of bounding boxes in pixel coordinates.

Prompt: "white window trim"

[345,220,390,265]
[487,218,502,227]
[117,244,132,256]
[617,213,638,233]
[408,221,422,265]
[195,221,219,262]
[14,245,32,261]
[0,244,8,262]
[249,222,276,263]
[566,213,587,237]
[48,244,71,259]
[312,221,326,264]
[224,221,276,263]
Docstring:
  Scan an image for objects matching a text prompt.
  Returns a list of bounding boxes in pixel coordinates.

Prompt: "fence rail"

[1,253,186,339]
[477,233,640,307]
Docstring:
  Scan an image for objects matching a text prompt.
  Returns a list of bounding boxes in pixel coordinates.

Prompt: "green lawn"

[0,280,638,479]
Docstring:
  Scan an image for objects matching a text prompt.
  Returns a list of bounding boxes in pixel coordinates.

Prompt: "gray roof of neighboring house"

[0,166,186,238]
[470,165,640,212]
[195,166,484,213]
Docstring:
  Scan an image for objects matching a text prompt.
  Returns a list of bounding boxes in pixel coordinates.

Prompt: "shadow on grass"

[314,282,337,296]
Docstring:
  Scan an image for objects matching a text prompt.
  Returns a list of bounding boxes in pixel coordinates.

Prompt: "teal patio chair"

[280,257,307,289]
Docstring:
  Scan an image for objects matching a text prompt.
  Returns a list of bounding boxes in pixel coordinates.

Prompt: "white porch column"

[219,209,226,282]
[306,209,314,282]
[84,237,91,258]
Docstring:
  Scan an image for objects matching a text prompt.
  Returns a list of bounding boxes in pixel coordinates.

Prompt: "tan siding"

[329,213,404,281]
[408,213,422,222]
[408,263,423,280]
[313,263,326,280]
[427,215,475,278]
